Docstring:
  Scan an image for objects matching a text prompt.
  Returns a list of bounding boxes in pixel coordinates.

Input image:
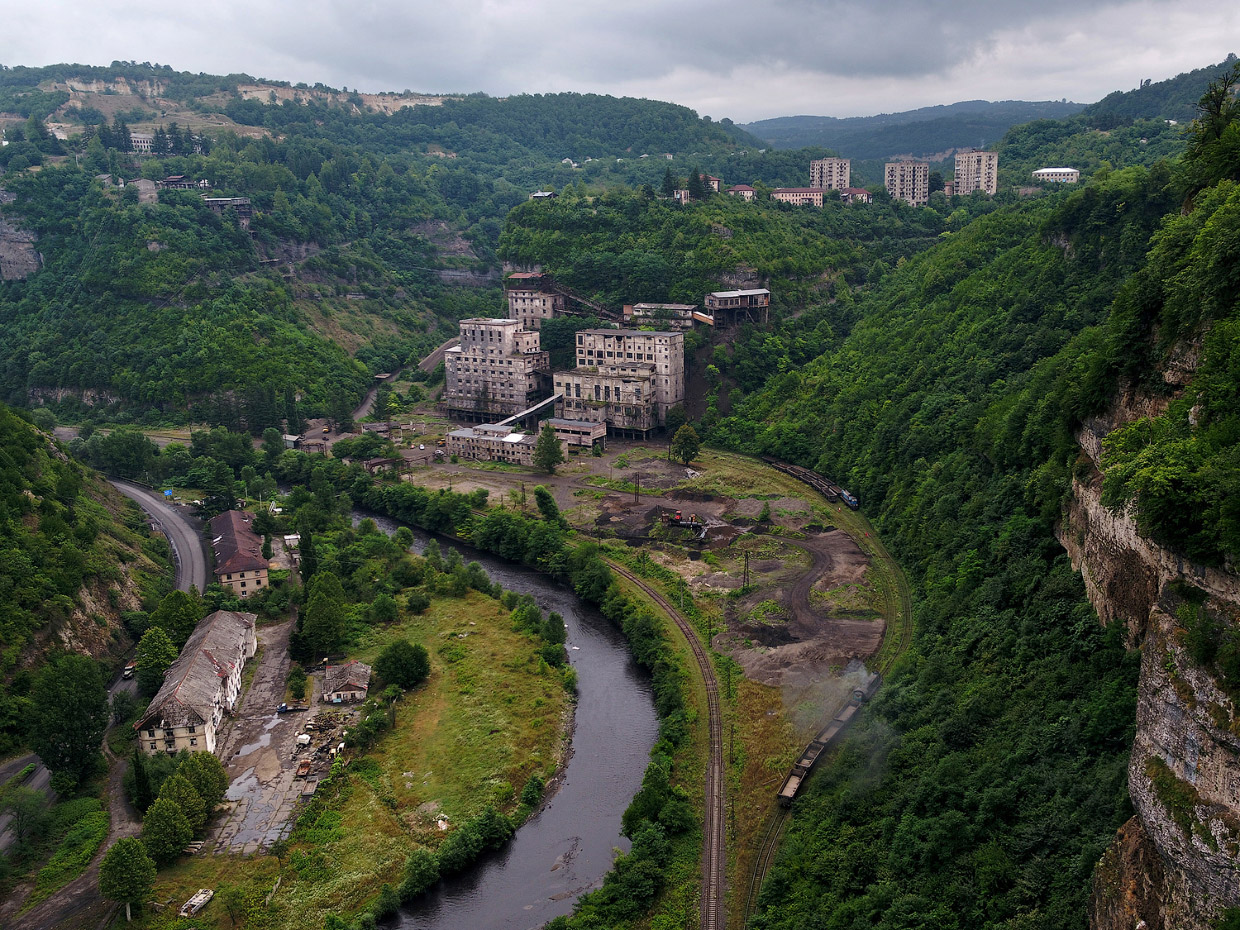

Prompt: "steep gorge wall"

[1063,390,1240,929]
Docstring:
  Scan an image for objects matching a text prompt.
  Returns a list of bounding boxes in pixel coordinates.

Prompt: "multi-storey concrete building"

[954,150,998,195]
[704,288,771,328]
[810,157,851,191]
[771,188,826,207]
[444,318,550,420]
[554,364,659,436]
[446,423,538,466]
[885,161,929,206]
[134,610,258,756]
[624,303,700,331]
[573,329,684,422]
[1032,167,1080,183]
[505,272,566,330]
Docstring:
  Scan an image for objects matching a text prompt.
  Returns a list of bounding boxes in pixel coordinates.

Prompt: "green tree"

[533,485,566,527]
[132,747,153,814]
[135,626,179,698]
[140,796,192,866]
[149,589,201,647]
[1,786,51,852]
[664,405,687,436]
[158,772,207,835]
[29,654,108,792]
[179,753,228,810]
[532,423,565,474]
[303,571,347,659]
[670,425,701,466]
[99,837,156,922]
[370,592,399,624]
[375,639,431,690]
[661,166,676,198]
[400,847,440,900]
[686,166,705,201]
[298,525,319,585]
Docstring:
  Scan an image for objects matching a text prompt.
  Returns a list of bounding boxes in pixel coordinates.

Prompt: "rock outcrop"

[0,217,40,281]
[1066,389,1240,929]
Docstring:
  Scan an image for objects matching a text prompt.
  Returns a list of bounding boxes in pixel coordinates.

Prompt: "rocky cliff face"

[0,217,40,281]
[1064,385,1240,929]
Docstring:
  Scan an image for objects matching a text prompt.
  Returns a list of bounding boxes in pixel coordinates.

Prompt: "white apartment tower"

[809,157,851,191]
[884,162,929,206]
[954,150,998,196]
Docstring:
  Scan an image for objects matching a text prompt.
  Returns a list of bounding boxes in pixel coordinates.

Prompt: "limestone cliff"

[1065,383,1240,929]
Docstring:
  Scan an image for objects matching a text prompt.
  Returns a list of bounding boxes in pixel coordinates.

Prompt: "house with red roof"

[210,510,269,599]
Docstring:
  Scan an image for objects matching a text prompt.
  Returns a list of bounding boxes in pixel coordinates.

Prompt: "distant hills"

[741,100,1085,158]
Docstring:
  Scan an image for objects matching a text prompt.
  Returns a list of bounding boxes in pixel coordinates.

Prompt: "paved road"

[109,479,209,593]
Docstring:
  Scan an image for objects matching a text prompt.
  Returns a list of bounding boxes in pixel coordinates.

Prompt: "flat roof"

[547,418,605,429]
[708,288,770,298]
[582,328,679,338]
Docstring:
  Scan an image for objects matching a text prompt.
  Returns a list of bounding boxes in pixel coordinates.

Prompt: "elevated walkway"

[495,393,563,430]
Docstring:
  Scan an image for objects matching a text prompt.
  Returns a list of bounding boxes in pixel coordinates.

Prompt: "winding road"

[109,479,209,593]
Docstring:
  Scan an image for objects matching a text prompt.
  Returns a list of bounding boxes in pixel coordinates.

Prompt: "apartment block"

[885,161,929,206]
[505,271,566,330]
[954,150,998,196]
[810,157,851,191]
[444,318,550,420]
[446,423,538,466]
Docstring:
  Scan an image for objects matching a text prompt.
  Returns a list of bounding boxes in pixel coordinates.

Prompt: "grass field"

[127,590,571,930]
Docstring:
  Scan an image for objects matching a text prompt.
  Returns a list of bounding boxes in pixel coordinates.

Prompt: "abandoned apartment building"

[134,610,259,756]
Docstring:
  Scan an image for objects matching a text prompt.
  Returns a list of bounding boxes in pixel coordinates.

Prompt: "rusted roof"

[210,510,268,575]
[324,660,372,694]
[135,611,257,730]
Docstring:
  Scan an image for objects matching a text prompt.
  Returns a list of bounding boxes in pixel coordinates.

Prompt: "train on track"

[762,457,859,510]
[777,674,881,806]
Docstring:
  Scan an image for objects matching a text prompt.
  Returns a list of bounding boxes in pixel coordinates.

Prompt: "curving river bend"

[361,515,659,929]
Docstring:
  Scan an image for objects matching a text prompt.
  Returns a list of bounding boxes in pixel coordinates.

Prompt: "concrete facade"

[444,318,550,420]
[573,329,684,422]
[446,423,538,466]
[809,157,851,191]
[772,187,826,207]
[554,365,659,434]
[624,303,699,330]
[885,161,930,206]
[505,271,566,330]
[1033,167,1080,183]
[954,150,999,195]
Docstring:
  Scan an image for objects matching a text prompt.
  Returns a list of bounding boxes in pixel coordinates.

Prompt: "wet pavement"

[210,618,314,854]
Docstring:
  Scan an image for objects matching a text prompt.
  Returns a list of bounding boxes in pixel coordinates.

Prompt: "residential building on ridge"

[134,610,258,756]
[1032,167,1080,183]
[884,161,930,206]
[954,150,999,195]
[771,187,826,208]
[841,187,873,204]
[726,184,755,201]
[810,157,851,191]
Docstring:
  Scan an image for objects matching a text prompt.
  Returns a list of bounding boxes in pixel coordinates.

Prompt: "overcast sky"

[3,1,1235,122]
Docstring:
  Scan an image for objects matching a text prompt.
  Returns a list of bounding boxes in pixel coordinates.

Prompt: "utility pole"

[634,477,640,503]
[743,551,750,588]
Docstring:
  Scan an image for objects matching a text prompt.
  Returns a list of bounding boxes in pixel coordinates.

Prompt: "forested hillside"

[490,59,1240,930]
[0,405,171,754]
[743,99,1084,157]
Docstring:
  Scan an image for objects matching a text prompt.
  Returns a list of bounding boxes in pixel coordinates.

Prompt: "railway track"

[608,562,726,930]
[739,458,915,923]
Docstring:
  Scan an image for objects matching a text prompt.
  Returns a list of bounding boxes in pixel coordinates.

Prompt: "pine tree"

[661,166,677,198]
[132,748,153,813]
[533,423,565,474]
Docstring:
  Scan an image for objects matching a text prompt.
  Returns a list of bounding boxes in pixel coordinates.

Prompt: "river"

[360,515,660,930]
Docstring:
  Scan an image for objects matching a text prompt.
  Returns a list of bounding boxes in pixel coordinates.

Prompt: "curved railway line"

[741,459,914,925]
[607,562,726,930]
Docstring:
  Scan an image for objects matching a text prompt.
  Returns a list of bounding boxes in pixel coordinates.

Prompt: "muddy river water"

[362,515,660,929]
